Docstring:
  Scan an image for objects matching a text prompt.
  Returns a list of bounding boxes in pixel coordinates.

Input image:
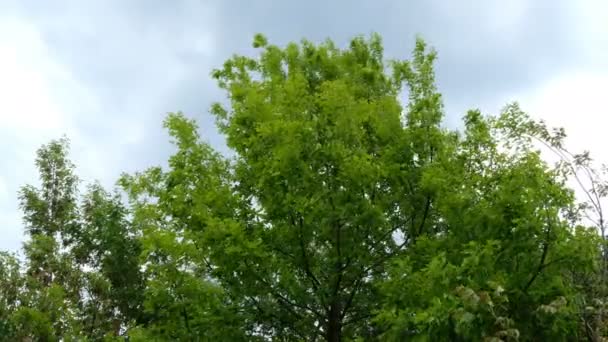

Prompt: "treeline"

[1,34,607,341]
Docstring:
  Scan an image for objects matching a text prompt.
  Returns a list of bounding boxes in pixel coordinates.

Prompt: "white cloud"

[0,0,605,252]
[493,0,608,170]
[520,72,608,156]
[572,0,608,67]
[515,70,608,229]
[0,15,101,251]
[0,177,7,204]
[484,0,529,36]
[0,2,219,252]
[0,18,68,136]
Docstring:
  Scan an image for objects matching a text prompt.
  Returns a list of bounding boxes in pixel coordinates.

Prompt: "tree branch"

[245,259,323,320]
[293,213,321,293]
[524,215,553,293]
[416,196,431,237]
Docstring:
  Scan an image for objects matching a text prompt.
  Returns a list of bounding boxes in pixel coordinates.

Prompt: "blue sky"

[1,0,606,251]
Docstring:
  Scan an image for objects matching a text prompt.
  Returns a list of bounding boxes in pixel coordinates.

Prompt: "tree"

[120,114,252,341]
[16,138,84,340]
[377,106,602,340]
[209,33,451,341]
[2,33,607,341]
[123,33,450,340]
[73,183,146,338]
[0,252,23,339]
[11,139,146,340]
[119,33,604,340]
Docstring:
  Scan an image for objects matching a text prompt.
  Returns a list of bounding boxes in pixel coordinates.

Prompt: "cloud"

[0,15,87,251]
[0,1,220,251]
[520,72,608,154]
[206,0,586,128]
[511,0,608,220]
[571,0,608,69]
[0,0,606,251]
[22,0,222,171]
[508,0,607,162]
[0,18,70,136]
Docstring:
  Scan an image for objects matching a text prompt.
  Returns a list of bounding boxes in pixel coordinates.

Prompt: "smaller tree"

[16,138,83,339]
[0,252,23,340]
[378,105,604,341]
[12,138,147,339]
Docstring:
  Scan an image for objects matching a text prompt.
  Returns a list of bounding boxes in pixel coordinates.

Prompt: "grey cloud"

[10,0,221,172]
[0,0,601,251]
[15,0,586,140]
[209,0,583,125]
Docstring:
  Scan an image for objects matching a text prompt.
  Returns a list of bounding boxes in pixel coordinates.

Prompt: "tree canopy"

[1,33,607,341]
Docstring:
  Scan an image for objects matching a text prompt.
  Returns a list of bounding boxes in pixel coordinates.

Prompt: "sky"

[0,0,606,252]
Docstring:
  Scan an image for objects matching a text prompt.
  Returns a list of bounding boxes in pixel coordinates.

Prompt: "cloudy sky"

[0,0,606,252]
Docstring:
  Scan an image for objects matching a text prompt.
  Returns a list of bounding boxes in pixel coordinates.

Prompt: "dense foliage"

[2,34,607,341]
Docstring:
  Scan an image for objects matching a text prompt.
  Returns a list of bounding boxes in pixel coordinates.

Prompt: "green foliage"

[2,33,608,341]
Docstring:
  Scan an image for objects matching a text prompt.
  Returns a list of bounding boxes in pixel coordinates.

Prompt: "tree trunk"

[112,318,121,336]
[325,303,342,342]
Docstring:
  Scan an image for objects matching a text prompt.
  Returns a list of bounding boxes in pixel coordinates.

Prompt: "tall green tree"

[209,33,450,341]
[123,33,450,341]
[124,34,604,341]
